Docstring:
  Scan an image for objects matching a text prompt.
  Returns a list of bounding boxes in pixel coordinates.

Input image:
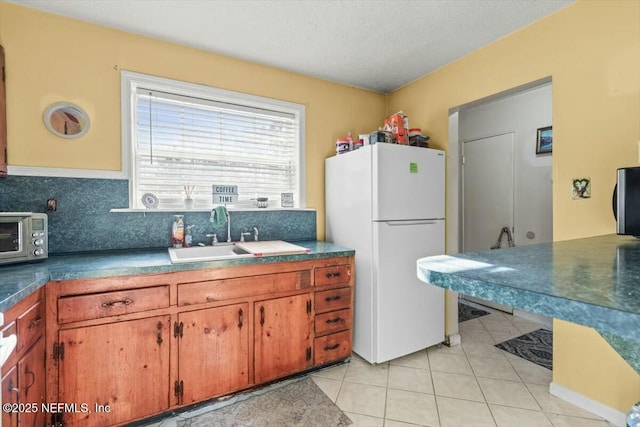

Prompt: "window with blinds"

[122,71,305,210]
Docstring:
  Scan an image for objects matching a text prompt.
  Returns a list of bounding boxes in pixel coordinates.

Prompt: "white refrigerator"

[325,143,445,364]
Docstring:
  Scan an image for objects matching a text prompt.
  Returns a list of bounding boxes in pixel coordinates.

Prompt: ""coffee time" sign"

[212,185,238,204]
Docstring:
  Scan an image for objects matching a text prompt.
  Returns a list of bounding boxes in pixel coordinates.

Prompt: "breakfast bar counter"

[417,233,640,373]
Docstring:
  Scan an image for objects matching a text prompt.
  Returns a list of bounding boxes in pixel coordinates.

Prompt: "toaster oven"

[0,212,48,266]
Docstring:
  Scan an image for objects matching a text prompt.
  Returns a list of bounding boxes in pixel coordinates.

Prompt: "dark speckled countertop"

[417,233,640,373]
[0,241,354,315]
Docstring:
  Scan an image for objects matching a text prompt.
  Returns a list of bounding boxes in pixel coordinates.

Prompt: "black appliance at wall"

[613,167,640,236]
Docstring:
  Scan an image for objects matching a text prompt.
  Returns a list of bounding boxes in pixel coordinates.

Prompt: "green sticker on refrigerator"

[410,162,418,173]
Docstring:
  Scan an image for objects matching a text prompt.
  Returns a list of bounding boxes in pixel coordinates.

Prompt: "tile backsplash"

[0,176,316,254]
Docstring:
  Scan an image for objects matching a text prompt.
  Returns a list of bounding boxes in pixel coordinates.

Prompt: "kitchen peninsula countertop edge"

[417,233,640,373]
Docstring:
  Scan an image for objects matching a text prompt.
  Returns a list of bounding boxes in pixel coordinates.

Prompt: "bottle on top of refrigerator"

[347,132,354,150]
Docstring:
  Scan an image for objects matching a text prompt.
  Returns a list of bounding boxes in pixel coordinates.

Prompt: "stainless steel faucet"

[205,233,218,246]
[240,227,259,242]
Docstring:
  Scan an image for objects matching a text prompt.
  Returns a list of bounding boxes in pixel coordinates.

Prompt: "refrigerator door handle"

[382,220,440,226]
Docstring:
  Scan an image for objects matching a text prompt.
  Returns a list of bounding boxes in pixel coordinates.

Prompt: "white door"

[373,144,445,221]
[462,133,515,252]
[462,133,515,312]
[372,219,445,363]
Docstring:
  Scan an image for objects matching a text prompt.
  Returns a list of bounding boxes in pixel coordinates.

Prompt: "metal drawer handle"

[325,317,343,324]
[325,272,341,278]
[102,298,133,308]
[156,321,163,346]
[324,343,341,351]
[324,295,341,302]
[27,316,43,329]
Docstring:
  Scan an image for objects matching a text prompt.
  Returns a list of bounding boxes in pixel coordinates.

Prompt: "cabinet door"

[179,304,249,404]
[58,316,170,427]
[254,294,313,384]
[18,337,45,427]
[2,366,18,427]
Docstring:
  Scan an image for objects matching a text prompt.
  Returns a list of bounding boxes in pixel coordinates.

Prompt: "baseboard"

[549,382,627,426]
[513,309,553,330]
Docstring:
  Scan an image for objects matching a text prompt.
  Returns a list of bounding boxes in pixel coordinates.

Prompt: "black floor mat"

[495,329,553,370]
[458,302,490,322]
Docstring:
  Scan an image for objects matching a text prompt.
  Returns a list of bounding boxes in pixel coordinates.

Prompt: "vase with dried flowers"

[183,184,195,209]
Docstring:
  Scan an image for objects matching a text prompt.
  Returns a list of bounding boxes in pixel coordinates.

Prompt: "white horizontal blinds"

[134,88,298,209]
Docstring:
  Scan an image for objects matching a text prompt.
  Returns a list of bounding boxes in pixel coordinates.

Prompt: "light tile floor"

[311,310,618,427]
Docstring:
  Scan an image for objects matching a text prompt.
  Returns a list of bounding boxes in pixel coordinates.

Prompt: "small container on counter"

[256,197,269,208]
[172,215,185,248]
[184,225,193,247]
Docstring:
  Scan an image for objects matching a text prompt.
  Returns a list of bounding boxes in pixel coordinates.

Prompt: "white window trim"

[120,70,306,208]
[6,165,127,179]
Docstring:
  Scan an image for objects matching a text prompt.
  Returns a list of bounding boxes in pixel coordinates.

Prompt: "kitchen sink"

[168,244,253,264]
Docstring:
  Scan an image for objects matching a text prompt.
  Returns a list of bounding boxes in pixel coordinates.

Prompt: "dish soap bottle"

[184,225,193,248]
[172,215,185,248]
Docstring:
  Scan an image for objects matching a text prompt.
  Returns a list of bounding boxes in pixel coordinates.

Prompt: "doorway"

[453,81,553,316]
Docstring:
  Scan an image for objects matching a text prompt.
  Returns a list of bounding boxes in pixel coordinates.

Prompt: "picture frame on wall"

[536,126,553,155]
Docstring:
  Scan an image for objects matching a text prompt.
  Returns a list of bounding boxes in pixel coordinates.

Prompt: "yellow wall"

[0,2,386,239]
[3,0,640,414]
[388,0,640,413]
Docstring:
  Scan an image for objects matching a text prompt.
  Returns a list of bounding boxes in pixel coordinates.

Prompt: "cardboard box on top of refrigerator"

[383,111,408,144]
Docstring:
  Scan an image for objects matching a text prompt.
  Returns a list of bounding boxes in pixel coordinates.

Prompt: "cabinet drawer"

[178,271,309,306]
[16,299,44,351]
[314,330,351,365]
[315,308,351,335]
[315,265,350,287]
[58,286,169,324]
[314,288,351,313]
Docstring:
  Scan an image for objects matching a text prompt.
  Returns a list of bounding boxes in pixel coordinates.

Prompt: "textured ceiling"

[9,0,574,93]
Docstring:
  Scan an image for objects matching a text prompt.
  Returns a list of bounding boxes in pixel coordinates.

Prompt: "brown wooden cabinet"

[178,303,249,404]
[1,289,46,427]
[17,338,46,427]
[55,316,170,427]
[2,366,18,427]
[45,255,354,426]
[313,262,353,366]
[254,293,313,384]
